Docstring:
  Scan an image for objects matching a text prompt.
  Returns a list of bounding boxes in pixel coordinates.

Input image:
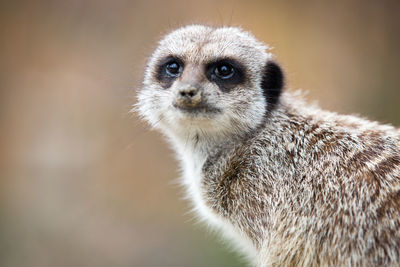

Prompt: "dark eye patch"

[205,58,245,92]
[155,56,184,88]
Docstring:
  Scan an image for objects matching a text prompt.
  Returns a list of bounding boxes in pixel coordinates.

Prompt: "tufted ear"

[261,61,284,110]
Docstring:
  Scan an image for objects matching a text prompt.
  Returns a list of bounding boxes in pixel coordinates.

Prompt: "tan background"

[1,1,399,266]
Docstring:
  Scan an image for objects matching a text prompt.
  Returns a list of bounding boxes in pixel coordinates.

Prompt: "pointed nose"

[175,85,202,107]
[179,87,198,98]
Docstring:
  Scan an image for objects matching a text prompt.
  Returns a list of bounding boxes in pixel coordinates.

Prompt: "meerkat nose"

[175,85,202,107]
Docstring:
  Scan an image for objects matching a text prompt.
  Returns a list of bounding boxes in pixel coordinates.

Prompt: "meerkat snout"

[173,63,206,110]
[175,85,202,108]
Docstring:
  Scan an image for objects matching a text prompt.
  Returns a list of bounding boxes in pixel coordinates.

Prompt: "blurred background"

[0,0,399,266]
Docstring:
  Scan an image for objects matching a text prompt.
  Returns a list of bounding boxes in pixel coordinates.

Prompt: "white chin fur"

[160,105,264,145]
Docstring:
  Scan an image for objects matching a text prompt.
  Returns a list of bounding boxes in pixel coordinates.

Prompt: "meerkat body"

[137,25,400,266]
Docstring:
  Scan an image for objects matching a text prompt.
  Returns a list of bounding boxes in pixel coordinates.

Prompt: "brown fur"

[202,96,400,266]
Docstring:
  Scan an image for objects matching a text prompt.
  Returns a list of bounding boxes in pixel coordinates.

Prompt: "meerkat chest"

[182,154,221,226]
[181,151,258,259]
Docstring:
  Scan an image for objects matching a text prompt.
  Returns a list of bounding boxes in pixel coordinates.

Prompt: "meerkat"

[136,25,400,267]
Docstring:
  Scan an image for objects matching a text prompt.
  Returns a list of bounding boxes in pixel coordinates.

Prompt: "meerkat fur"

[136,25,400,267]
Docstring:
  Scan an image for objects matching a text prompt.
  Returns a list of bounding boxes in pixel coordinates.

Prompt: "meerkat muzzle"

[175,85,203,108]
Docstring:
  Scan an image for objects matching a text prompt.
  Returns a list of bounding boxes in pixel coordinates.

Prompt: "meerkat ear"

[261,61,284,109]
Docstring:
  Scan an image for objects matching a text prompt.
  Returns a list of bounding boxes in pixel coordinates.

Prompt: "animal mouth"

[172,102,221,115]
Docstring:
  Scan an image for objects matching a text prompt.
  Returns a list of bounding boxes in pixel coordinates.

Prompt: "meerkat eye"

[155,57,184,87]
[214,64,235,79]
[165,61,183,77]
[206,59,245,91]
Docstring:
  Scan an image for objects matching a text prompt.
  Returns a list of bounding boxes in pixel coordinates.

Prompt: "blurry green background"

[0,1,399,266]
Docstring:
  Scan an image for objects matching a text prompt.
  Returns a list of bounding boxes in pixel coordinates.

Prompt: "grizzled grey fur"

[136,25,400,267]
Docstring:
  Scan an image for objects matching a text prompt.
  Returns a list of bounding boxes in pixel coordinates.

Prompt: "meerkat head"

[137,25,284,143]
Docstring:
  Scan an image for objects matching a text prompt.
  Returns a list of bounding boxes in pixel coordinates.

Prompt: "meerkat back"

[137,25,400,267]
